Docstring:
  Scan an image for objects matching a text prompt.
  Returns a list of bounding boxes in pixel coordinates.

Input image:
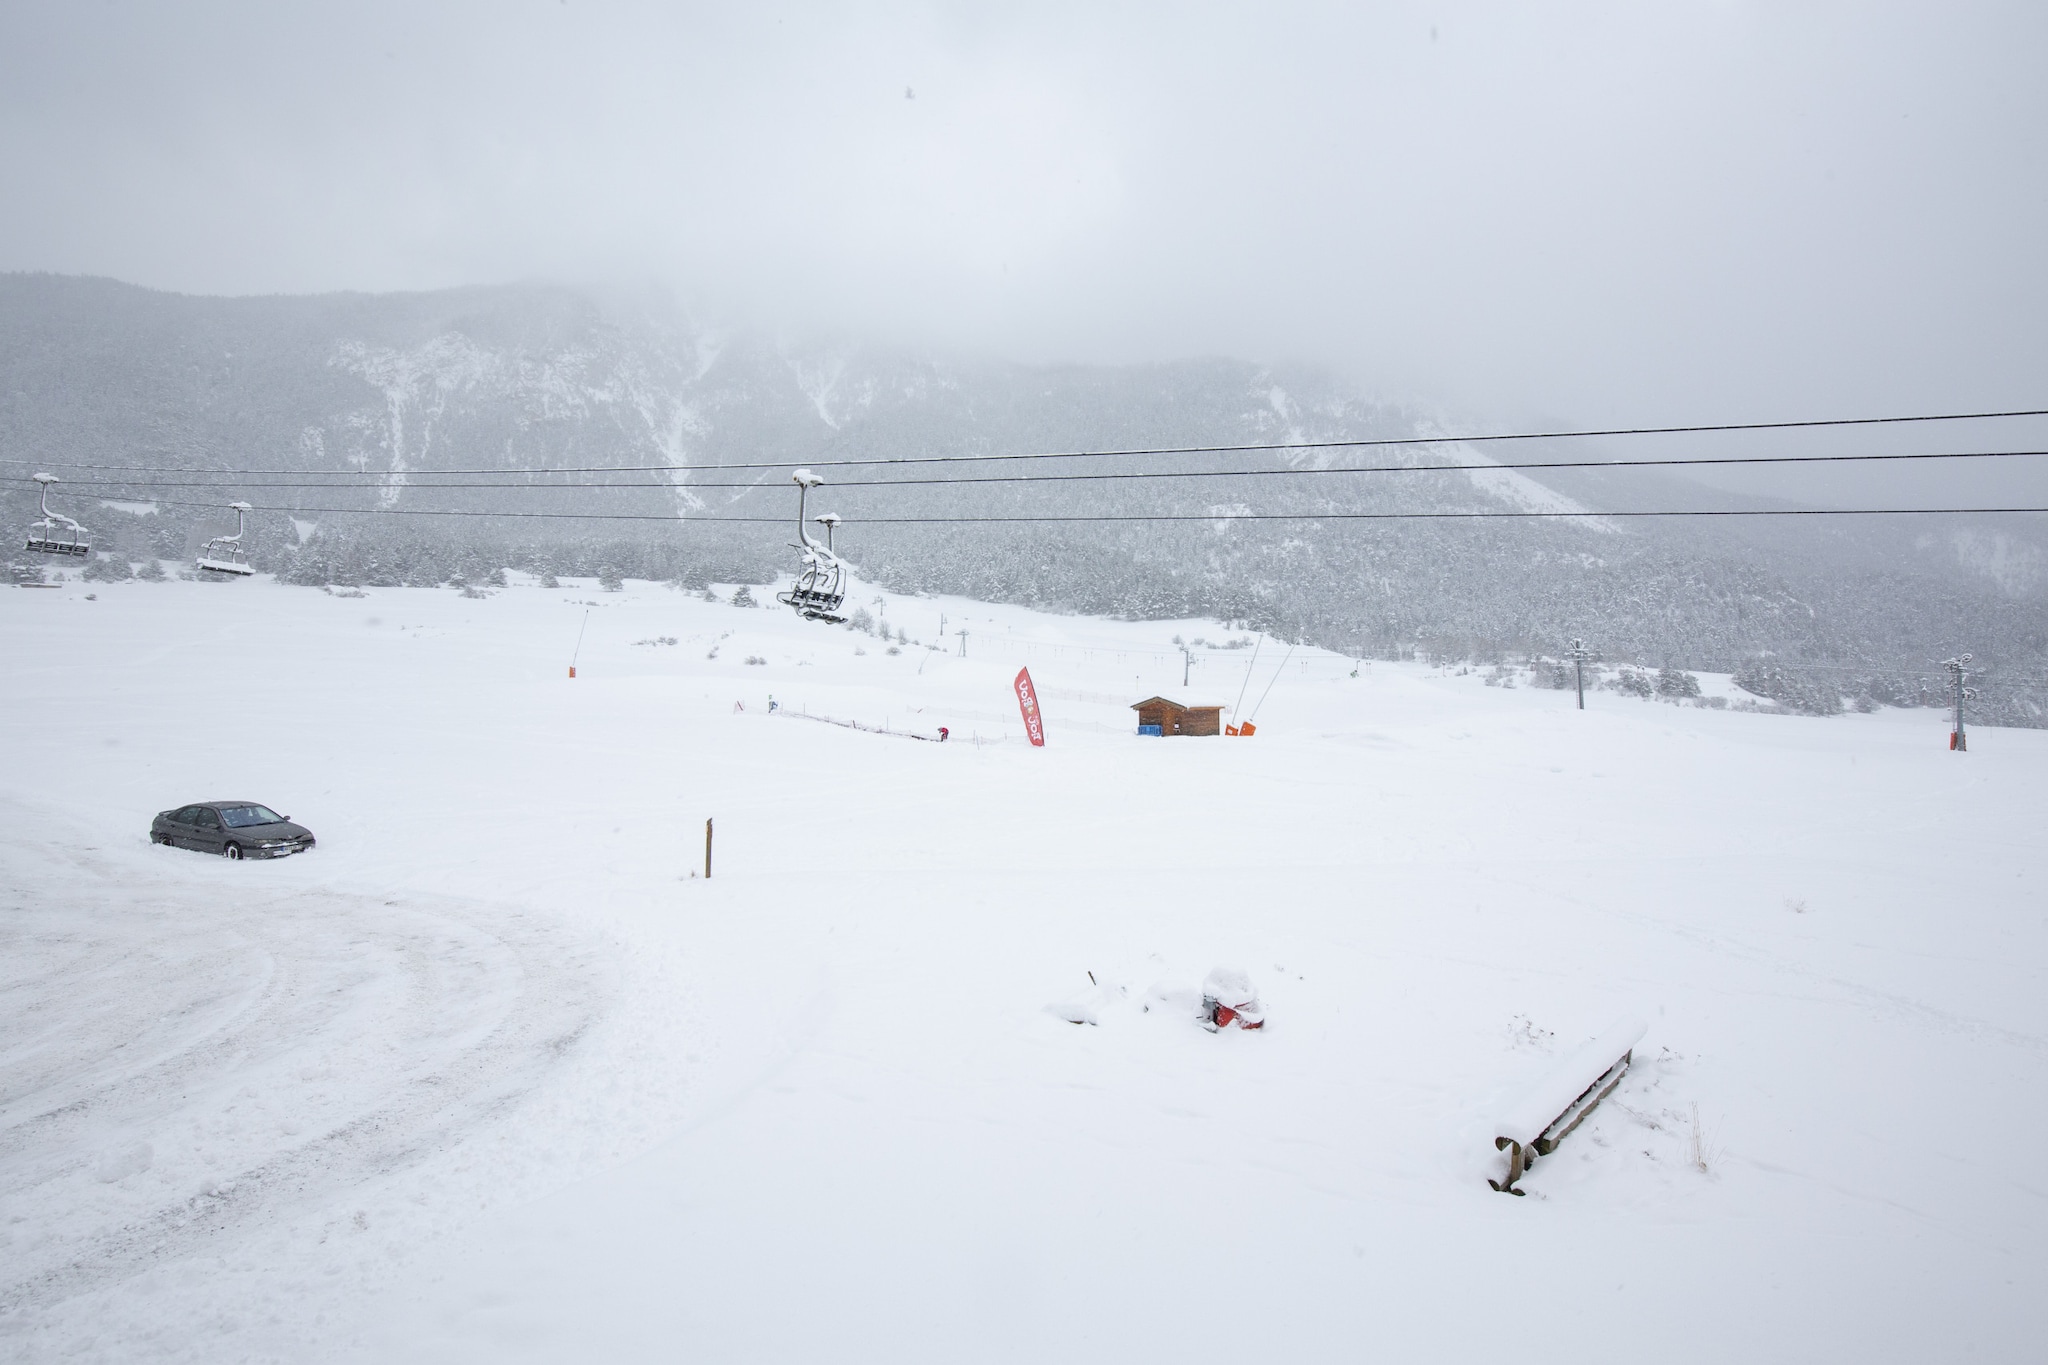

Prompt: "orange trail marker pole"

[569,606,591,678]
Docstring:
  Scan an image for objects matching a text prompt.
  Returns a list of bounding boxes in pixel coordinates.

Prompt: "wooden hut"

[1130,696,1224,737]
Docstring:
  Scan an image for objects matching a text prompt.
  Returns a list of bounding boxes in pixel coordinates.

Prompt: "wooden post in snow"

[704,817,713,879]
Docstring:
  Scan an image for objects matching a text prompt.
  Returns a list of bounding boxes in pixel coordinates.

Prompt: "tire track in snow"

[0,839,608,1327]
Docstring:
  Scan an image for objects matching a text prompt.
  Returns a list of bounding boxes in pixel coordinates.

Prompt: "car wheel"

[223,843,243,860]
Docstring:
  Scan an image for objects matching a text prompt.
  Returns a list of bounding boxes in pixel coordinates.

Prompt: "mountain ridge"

[6,273,2045,723]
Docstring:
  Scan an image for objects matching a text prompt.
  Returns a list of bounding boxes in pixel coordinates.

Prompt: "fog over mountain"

[6,273,2046,723]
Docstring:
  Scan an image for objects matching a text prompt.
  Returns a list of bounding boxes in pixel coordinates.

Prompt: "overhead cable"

[104,498,2048,524]
[6,404,2048,478]
[24,445,2048,494]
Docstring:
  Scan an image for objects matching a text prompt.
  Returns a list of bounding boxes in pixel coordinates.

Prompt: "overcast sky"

[4,0,2046,469]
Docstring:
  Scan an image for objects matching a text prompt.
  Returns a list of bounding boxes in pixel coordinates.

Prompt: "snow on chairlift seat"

[1489,1016,1646,1196]
[24,473,90,558]
[774,470,847,622]
[196,501,257,576]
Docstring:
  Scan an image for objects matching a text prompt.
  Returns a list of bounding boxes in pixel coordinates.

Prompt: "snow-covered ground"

[2,574,2043,1363]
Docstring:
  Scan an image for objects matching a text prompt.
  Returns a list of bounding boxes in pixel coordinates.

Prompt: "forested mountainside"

[5,273,2045,723]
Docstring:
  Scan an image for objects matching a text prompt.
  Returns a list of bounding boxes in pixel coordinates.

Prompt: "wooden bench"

[1489,1017,1646,1196]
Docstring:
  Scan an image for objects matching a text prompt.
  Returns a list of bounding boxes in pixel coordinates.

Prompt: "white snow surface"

[2,576,2045,1362]
[1496,1017,1648,1146]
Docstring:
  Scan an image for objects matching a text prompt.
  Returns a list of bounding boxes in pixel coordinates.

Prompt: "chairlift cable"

[27,444,2048,494]
[7,405,2048,478]
[47,499,2048,524]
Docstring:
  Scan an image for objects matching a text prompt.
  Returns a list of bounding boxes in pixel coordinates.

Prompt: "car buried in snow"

[150,802,316,860]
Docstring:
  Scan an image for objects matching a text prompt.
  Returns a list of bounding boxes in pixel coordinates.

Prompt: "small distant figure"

[768,695,779,713]
[938,726,949,742]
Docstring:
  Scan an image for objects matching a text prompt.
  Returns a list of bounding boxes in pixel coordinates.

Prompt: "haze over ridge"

[3,2,2045,452]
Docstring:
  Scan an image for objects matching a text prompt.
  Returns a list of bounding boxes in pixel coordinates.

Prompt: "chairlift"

[24,474,90,558]
[774,470,847,622]
[196,501,256,577]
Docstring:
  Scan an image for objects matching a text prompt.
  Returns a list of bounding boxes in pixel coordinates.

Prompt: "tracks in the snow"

[0,842,608,1323]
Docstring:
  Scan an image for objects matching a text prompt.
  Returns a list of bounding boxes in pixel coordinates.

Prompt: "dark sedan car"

[151,802,316,859]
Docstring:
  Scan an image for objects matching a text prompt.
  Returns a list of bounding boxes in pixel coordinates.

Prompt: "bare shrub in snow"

[744,655,766,666]
[1507,1014,1554,1051]
[1686,1104,1720,1174]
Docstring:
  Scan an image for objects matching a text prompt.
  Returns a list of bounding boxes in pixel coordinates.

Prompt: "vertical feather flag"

[1014,667,1046,747]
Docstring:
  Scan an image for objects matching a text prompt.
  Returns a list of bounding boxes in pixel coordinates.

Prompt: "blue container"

[1137,724,1164,737]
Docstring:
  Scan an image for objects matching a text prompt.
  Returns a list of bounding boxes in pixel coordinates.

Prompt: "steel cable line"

[106,496,2048,523]
[6,405,2048,478]
[22,445,2048,494]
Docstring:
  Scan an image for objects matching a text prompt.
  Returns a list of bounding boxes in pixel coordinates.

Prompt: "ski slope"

[2,573,2044,1363]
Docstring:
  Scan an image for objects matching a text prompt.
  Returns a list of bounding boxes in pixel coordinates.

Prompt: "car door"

[191,806,224,853]
[165,806,201,849]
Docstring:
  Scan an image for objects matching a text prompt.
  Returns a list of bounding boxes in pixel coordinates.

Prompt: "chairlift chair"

[196,501,257,577]
[775,470,847,622]
[24,474,90,558]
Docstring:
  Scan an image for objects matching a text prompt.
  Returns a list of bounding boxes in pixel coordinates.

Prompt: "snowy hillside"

[2,574,2043,1362]
[7,273,2048,725]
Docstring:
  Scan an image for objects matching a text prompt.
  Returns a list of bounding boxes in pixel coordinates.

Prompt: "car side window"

[174,806,201,824]
[195,808,220,830]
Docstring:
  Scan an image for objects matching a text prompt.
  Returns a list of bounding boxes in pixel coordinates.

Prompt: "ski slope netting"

[2,575,2044,1363]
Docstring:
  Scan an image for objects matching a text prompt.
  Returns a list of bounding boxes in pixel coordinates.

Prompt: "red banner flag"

[1014,667,1046,747]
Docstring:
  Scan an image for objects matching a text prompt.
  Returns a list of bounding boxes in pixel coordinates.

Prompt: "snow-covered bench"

[1488,1017,1646,1196]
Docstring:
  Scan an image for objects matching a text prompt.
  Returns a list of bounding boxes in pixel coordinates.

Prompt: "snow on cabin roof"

[1129,697,1224,711]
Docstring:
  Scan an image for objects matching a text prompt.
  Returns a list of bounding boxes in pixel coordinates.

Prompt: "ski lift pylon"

[775,470,847,622]
[196,501,257,577]
[24,473,90,558]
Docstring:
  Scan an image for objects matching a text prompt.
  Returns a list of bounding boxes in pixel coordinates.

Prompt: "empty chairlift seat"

[195,501,257,576]
[23,474,90,558]
[774,471,847,623]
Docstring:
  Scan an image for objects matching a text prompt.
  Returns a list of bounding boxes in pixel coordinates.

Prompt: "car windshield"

[218,805,283,828]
